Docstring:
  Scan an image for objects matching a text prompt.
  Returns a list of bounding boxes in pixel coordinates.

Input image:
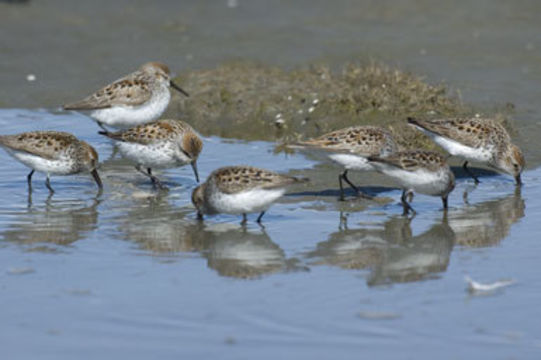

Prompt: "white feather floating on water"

[465,275,515,294]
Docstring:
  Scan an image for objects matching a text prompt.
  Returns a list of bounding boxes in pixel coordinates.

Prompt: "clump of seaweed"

[168,61,510,151]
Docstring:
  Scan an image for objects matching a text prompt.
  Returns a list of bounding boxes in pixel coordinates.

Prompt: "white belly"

[416,127,493,163]
[377,167,451,196]
[117,141,189,168]
[433,136,492,163]
[91,91,170,129]
[207,188,286,215]
[9,150,76,175]
[328,153,374,171]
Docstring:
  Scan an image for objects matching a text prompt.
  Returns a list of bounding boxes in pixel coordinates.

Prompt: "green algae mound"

[169,61,509,151]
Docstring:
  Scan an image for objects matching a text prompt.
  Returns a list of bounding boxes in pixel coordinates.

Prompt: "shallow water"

[1,1,541,359]
[1,109,540,359]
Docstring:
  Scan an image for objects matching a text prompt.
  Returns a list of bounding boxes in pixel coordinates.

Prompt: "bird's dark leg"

[407,191,414,203]
[27,172,33,207]
[463,161,480,184]
[342,170,359,193]
[343,170,372,199]
[401,190,409,215]
[135,164,146,176]
[339,170,372,200]
[147,168,155,183]
[338,172,346,201]
[27,170,34,192]
[442,195,449,210]
[135,164,151,183]
[45,175,54,194]
[91,169,103,189]
[147,168,167,190]
[241,213,247,226]
[256,211,266,224]
[136,165,152,180]
[401,189,415,216]
[135,165,167,190]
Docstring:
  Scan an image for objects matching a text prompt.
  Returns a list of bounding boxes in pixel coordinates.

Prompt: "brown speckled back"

[0,131,80,160]
[103,119,198,146]
[409,117,511,149]
[300,126,398,156]
[62,63,171,110]
[369,150,449,172]
[209,166,303,194]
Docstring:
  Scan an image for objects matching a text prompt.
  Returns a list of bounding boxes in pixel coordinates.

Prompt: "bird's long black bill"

[191,161,200,183]
[515,174,522,186]
[170,80,190,97]
[91,169,103,188]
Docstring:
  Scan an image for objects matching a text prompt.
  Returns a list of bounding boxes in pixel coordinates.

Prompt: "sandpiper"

[296,126,398,200]
[192,166,308,224]
[368,150,455,215]
[407,117,524,185]
[64,62,189,130]
[0,131,102,192]
[99,119,202,189]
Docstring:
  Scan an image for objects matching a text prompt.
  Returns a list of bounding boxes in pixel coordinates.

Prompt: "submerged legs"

[45,175,54,193]
[256,211,266,223]
[462,161,480,184]
[239,212,266,226]
[135,165,167,190]
[400,189,416,216]
[27,170,34,191]
[442,195,449,210]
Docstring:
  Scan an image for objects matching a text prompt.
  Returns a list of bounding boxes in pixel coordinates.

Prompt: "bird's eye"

[513,163,519,170]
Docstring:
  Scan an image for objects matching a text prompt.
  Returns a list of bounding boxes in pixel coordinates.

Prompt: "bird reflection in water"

[117,198,293,278]
[308,188,525,285]
[367,215,455,285]
[1,197,100,250]
[204,225,291,279]
[308,214,455,285]
[449,186,524,248]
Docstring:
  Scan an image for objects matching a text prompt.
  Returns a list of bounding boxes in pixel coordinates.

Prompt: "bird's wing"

[0,131,77,160]
[213,166,303,194]
[63,72,153,110]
